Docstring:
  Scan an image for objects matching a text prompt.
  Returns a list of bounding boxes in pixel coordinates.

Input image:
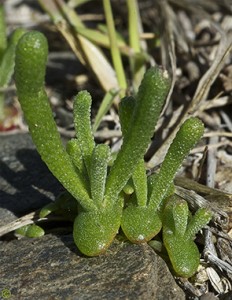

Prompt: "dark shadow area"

[0,134,81,255]
[59,233,84,257]
[0,147,63,217]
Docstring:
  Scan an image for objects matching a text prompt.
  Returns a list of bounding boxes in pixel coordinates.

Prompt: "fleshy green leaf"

[121,201,162,243]
[39,202,58,218]
[0,4,7,59]
[15,31,95,212]
[119,95,147,206]
[149,117,204,210]
[39,191,78,221]
[15,224,45,238]
[172,197,189,237]
[105,66,171,204]
[162,196,212,277]
[90,143,111,207]
[66,138,84,172]
[132,160,147,207]
[185,208,212,240]
[73,90,95,175]
[73,197,123,256]
[118,95,135,137]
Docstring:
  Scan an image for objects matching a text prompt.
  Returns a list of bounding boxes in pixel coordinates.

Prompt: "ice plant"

[15,31,212,276]
[162,195,212,277]
[121,116,205,244]
[14,31,170,256]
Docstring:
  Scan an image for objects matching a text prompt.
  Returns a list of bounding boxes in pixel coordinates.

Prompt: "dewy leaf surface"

[149,117,204,210]
[15,31,95,212]
[105,66,171,204]
[73,91,95,175]
[90,144,111,207]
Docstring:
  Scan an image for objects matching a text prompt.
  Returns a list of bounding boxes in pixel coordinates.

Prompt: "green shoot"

[162,195,212,277]
[121,117,205,244]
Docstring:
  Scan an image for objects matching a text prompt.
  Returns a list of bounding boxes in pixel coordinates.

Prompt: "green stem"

[127,0,146,92]
[127,0,140,53]
[92,88,118,133]
[103,0,127,95]
[0,28,26,88]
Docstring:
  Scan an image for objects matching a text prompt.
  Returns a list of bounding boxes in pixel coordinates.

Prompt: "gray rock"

[0,133,185,299]
[0,234,185,300]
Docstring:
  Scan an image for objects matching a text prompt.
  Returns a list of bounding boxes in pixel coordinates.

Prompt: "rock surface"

[1,234,185,300]
[0,133,185,299]
[0,134,63,226]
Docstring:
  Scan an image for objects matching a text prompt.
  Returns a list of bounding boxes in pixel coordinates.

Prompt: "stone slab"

[0,134,185,299]
[0,234,185,299]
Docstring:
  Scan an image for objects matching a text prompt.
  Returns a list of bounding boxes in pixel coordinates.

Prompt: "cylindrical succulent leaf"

[149,117,204,210]
[15,31,95,212]
[66,138,90,193]
[15,31,48,94]
[185,208,212,240]
[73,91,95,175]
[162,198,200,277]
[90,144,111,207]
[66,138,84,172]
[105,66,171,204]
[132,160,148,207]
[172,196,189,237]
[118,95,135,137]
[163,234,200,278]
[119,95,147,206]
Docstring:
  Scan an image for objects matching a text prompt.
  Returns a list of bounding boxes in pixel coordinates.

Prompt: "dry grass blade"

[38,0,118,92]
[159,0,177,113]
[204,229,232,276]
[175,175,232,195]
[148,23,232,168]
[77,35,119,91]
[0,211,41,237]
[0,209,71,237]
[190,32,232,114]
